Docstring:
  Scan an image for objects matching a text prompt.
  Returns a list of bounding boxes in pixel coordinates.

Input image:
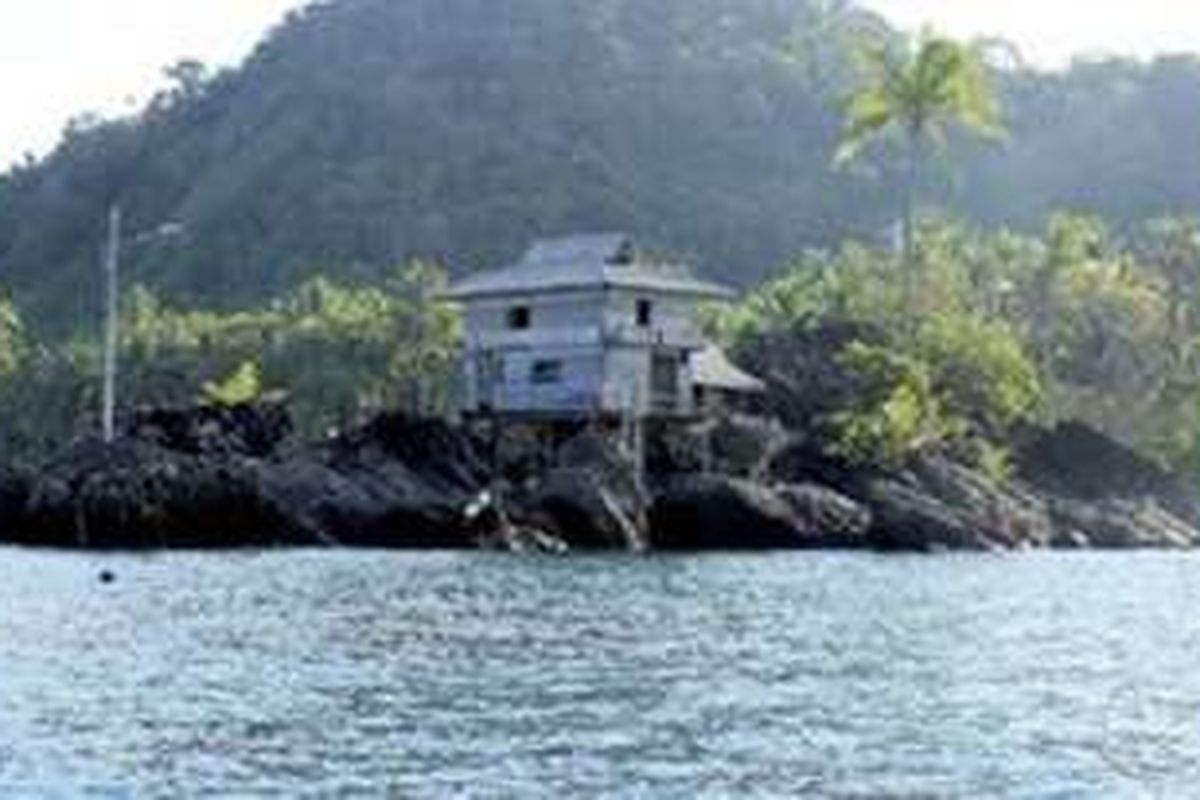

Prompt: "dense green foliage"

[723,215,1200,477]
[0,264,459,464]
[0,1,1199,475]
[1,0,1199,336]
[829,340,957,468]
[201,361,266,408]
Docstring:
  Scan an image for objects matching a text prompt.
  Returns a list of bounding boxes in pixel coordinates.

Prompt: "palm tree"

[834,32,1005,268]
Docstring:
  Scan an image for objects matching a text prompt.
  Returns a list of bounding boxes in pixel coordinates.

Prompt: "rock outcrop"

[861,458,1055,552]
[0,467,31,536]
[648,475,870,551]
[0,407,496,550]
[524,431,650,551]
[8,438,306,549]
[4,400,1200,554]
[127,402,293,458]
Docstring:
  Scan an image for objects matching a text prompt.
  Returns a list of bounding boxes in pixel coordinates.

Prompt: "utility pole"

[97,206,185,444]
[101,205,122,444]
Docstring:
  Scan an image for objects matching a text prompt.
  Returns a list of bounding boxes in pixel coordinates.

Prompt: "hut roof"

[442,233,734,301]
[691,345,765,393]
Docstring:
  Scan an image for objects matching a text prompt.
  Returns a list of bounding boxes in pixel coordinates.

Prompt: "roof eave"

[441,280,736,302]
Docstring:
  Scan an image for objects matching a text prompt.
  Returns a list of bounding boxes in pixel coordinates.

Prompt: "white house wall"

[602,347,651,413]
[600,289,705,350]
[500,346,606,413]
[465,290,604,343]
[459,285,709,416]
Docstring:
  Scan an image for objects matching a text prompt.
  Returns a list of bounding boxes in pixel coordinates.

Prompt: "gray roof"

[691,345,765,393]
[442,233,735,300]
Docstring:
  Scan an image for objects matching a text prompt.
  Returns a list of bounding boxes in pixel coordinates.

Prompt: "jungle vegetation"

[0,0,1199,474]
[1,0,1199,331]
[719,215,1200,479]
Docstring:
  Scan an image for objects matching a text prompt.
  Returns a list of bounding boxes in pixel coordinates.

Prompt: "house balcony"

[465,320,706,352]
[602,320,706,349]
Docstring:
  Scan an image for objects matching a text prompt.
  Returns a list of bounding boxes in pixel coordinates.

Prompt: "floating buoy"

[99,570,116,584]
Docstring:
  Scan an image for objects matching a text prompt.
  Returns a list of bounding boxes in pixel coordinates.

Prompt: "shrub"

[827,341,961,467]
[201,361,264,407]
[914,311,1042,435]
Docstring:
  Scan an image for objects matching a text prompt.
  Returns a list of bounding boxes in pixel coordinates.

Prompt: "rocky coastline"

[2,400,1199,553]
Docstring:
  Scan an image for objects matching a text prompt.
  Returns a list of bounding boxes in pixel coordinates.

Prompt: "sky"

[0,1,1198,168]
[862,0,1200,68]
[0,0,306,167]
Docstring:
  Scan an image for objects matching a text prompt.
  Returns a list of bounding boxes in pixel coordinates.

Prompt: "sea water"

[1,549,1198,798]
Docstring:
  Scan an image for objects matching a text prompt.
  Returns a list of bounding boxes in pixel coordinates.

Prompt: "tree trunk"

[901,129,922,317]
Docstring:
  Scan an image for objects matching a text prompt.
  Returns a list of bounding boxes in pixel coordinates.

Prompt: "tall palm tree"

[835,32,1005,268]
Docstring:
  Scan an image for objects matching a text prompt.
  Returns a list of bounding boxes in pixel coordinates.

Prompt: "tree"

[1139,217,1200,372]
[834,31,1004,268]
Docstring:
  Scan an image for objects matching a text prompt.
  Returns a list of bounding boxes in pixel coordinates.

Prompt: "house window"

[636,299,653,327]
[651,352,679,410]
[531,359,563,385]
[507,306,531,330]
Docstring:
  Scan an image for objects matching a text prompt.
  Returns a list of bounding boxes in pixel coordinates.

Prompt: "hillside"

[0,0,1198,334]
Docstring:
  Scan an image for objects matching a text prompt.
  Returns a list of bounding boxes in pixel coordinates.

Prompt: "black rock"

[127,402,293,458]
[526,431,649,551]
[3,411,495,551]
[9,438,309,550]
[774,483,873,547]
[648,475,868,551]
[1016,421,1200,525]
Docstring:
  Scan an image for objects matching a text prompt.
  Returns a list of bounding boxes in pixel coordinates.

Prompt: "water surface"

[1,550,1198,798]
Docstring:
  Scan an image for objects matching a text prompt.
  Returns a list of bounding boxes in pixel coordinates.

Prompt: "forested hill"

[1,0,1199,334]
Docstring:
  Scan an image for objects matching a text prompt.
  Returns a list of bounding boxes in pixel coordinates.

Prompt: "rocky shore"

[2,399,1199,553]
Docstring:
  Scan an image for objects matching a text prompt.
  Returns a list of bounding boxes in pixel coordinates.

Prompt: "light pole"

[100,204,185,443]
[101,206,121,443]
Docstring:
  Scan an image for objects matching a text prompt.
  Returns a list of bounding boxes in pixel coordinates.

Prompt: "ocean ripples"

[1,550,1199,797]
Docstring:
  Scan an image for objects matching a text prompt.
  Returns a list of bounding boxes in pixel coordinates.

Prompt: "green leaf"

[201,361,264,407]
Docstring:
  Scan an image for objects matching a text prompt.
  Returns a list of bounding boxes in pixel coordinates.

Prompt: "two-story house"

[443,233,762,419]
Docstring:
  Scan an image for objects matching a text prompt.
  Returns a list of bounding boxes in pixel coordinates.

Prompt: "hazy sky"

[0,1,1198,167]
[862,0,1200,67]
[0,0,305,167]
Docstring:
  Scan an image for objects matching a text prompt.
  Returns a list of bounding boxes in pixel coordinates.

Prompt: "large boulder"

[1047,497,1200,550]
[1016,422,1200,525]
[863,457,1055,552]
[3,411,497,551]
[1012,422,1200,549]
[0,467,31,537]
[9,439,311,549]
[863,478,995,552]
[328,412,491,495]
[649,476,798,550]
[254,455,477,549]
[768,437,872,495]
[648,475,869,551]
[527,432,649,551]
[774,483,873,546]
[258,412,494,549]
[705,415,789,479]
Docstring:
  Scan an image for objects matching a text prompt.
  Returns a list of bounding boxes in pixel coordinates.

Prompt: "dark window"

[531,360,563,385]
[636,299,653,327]
[507,306,531,330]
[651,352,679,410]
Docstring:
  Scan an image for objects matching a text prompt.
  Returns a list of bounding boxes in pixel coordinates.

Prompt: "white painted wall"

[601,288,705,349]
[459,285,708,415]
[499,346,605,412]
[465,290,603,341]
